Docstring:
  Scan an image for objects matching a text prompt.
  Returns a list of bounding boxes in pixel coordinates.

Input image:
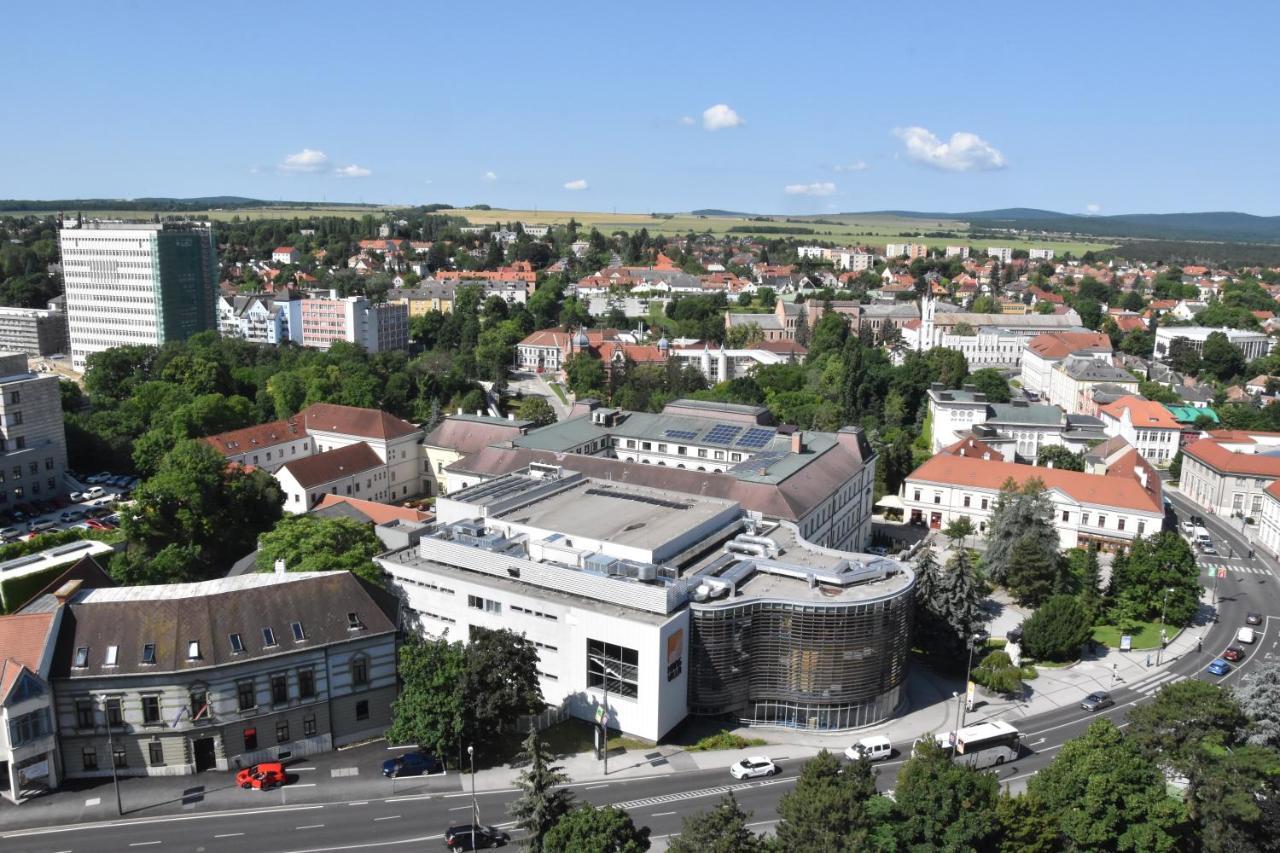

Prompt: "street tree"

[891,736,1001,850]
[254,515,385,585]
[914,547,989,658]
[774,750,886,851]
[983,479,1059,587]
[971,649,1024,695]
[385,635,467,761]
[1004,534,1065,606]
[508,729,574,853]
[1236,661,1280,748]
[564,352,606,396]
[1021,718,1189,851]
[463,628,544,754]
[1126,680,1248,776]
[515,395,557,426]
[543,804,650,852]
[943,516,975,546]
[1108,532,1199,627]
[667,793,766,853]
[1020,595,1093,662]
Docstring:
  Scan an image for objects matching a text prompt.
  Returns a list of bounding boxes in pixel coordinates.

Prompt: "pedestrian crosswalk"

[1130,671,1186,695]
[1200,561,1272,577]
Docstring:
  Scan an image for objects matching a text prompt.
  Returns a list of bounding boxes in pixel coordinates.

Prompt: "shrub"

[1020,665,1039,680]
[689,731,768,751]
[1022,595,1093,662]
[970,650,1023,695]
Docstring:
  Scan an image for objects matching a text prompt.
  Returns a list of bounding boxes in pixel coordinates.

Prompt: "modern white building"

[986,247,1013,263]
[377,464,915,739]
[926,384,1107,459]
[58,222,218,371]
[945,246,970,259]
[667,341,806,383]
[1028,248,1056,261]
[300,295,409,353]
[831,249,876,271]
[1153,326,1272,363]
[912,297,1088,369]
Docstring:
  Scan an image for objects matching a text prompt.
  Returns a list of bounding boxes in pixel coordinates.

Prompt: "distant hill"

[690,208,758,218]
[855,208,1280,244]
[0,196,381,212]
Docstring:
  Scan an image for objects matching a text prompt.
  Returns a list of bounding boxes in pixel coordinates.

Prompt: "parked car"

[844,736,893,762]
[84,486,106,499]
[729,756,779,779]
[1237,627,1258,644]
[1223,646,1246,662]
[1081,691,1115,712]
[0,526,20,541]
[1190,515,1205,527]
[27,520,55,534]
[1247,612,1263,626]
[382,751,444,778]
[87,472,110,484]
[236,762,286,790]
[1207,658,1232,677]
[69,491,85,503]
[444,824,510,850]
[59,509,85,523]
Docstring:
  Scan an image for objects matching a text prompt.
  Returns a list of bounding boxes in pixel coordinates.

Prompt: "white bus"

[917,721,1021,769]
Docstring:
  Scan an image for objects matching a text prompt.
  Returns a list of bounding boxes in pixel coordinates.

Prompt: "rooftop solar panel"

[664,429,698,440]
[703,424,743,445]
[736,427,776,448]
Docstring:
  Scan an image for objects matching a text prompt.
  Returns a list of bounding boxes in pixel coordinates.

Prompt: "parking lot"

[0,471,137,543]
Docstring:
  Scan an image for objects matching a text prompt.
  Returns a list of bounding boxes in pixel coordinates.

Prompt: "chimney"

[54,579,83,605]
[274,558,287,576]
[791,431,804,454]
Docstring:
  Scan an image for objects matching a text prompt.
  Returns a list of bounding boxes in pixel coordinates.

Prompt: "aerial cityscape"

[2,2,1280,851]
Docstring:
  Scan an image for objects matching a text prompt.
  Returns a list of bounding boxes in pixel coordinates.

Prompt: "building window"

[148,741,165,766]
[76,699,95,729]
[913,490,921,501]
[262,627,277,647]
[1062,510,1070,522]
[303,715,317,738]
[1118,518,1126,532]
[586,638,639,699]
[1137,520,1146,536]
[271,673,289,705]
[237,680,256,711]
[347,612,364,631]
[291,621,306,642]
[963,495,971,508]
[243,727,258,751]
[980,498,989,510]
[467,594,501,614]
[141,643,156,665]
[351,656,369,687]
[105,645,118,667]
[1098,515,1107,529]
[141,695,161,725]
[74,646,89,668]
[298,668,315,699]
[356,700,370,721]
[187,640,201,660]
[229,633,245,654]
[276,720,290,744]
[113,744,127,768]
[190,689,208,722]
[1082,512,1090,526]
[106,697,122,727]
[83,746,97,770]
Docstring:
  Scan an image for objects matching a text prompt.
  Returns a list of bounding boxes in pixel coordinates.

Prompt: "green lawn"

[548,382,568,404]
[1093,620,1169,650]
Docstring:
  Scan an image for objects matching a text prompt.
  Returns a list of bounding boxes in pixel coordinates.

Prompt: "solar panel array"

[703,424,743,445]
[664,429,698,440]
[736,427,775,448]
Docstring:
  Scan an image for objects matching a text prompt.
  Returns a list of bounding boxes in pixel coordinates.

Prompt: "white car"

[729,756,778,779]
[844,736,893,762]
[1237,627,1257,644]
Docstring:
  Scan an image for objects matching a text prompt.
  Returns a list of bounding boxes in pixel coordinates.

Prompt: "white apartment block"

[945,246,970,259]
[1028,248,1056,261]
[0,352,70,506]
[885,243,928,260]
[58,222,217,371]
[1153,326,1272,364]
[796,246,829,261]
[986,247,1013,263]
[831,249,876,271]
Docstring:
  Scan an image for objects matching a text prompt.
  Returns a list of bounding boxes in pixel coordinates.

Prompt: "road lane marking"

[585,784,609,790]
[215,833,245,838]
[85,797,101,807]
[349,801,368,806]
[3,805,327,838]
[449,805,472,811]
[385,795,431,803]
[373,816,400,822]
[651,810,677,816]
[331,767,359,778]
[297,824,325,830]
[129,843,162,848]
[292,783,317,788]
[279,835,444,853]
[293,767,316,772]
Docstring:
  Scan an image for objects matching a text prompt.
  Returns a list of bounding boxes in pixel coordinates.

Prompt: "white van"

[1237,627,1257,644]
[844,736,893,762]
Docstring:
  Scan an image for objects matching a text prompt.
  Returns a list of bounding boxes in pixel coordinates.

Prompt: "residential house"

[0,608,62,802]
[271,247,301,265]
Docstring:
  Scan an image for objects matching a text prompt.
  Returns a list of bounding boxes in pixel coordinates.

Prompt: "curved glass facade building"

[687,541,915,731]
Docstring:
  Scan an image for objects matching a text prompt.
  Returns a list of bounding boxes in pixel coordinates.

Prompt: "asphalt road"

[7,499,1277,853]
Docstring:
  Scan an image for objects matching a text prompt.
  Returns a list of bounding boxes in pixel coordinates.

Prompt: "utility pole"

[467,745,476,849]
[1157,587,1172,665]
[100,696,122,816]
[959,635,977,730]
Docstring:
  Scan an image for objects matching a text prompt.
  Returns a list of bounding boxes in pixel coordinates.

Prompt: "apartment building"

[1019,331,1114,400]
[885,243,928,259]
[58,221,218,371]
[0,303,68,356]
[1028,248,1056,261]
[903,445,1164,549]
[945,246,970,259]
[1046,356,1141,416]
[0,610,62,802]
[987,247,1013,263]
[1180,431,1280,520]
[299,295,408,353]
[0,352,70,507]
[1098,396,1181,466]
[41,572,397,780]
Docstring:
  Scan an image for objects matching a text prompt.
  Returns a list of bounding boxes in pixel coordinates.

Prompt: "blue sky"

[4,1,1278,214]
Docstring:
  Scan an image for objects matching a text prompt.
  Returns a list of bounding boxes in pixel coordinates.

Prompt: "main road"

[6,498,1275,852]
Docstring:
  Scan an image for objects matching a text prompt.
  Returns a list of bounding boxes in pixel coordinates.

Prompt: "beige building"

[1181,431,1280,520]
[423,413,534,496]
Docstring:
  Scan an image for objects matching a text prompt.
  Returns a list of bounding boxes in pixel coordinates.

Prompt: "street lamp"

[467,745,477,851]
[98,695,122,816]
[1157,587,1172,665]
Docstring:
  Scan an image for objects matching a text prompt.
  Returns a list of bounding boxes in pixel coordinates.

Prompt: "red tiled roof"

[278,443,383,489]
[1026,331,1113,360]
[205,417,306,456]
[0,612,56,701]
[907,453,1162,514]
[943,436,1002,459]
[313,494,432,524]
[273,246,297,254]
[1184,434,1280,477]
[301,403,418,441]
[1098,396,1180,430]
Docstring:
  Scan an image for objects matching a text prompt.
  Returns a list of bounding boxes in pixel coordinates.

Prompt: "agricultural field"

[434,207,1117,255]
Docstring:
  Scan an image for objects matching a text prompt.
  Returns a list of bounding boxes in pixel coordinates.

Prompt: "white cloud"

[893,127,1006,172]
[1086,203,1101,214]
[833,161,869,173]
[702,104,744,131]
[563,179,589,191]
[481,171,498,182]
[784,182,837,197]
[279,148,329,173]
[679,116,695,126]
[334,164,371,178]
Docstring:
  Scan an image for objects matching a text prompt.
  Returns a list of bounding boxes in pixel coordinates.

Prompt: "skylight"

[187,640,201,660]
[291,621,306,642]
[104,645,118,666]
[141,643,156,664]
[262,627,277,647]
[74,646,88,667]
[229,633,244,654]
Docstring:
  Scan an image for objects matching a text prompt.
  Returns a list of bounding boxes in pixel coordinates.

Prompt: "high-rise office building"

[57,221,218,371]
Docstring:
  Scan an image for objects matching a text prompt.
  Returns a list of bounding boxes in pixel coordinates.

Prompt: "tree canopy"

[254,515,384,585]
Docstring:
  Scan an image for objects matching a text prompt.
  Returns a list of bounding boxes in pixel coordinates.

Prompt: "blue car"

[1207,658,1231,676]
[381,751,443,778]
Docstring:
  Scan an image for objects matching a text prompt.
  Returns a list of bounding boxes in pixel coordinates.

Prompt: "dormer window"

[347,612,363,631]
[104,645,118,667]
[74,646,89,668]
[262,627,277,647]
[187,641,201,660]
[142,643,156,664]
[229,633,244,654]
[291,621,306,642]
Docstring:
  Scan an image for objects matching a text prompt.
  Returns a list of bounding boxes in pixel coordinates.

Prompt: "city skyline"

[5,1,1278,215]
